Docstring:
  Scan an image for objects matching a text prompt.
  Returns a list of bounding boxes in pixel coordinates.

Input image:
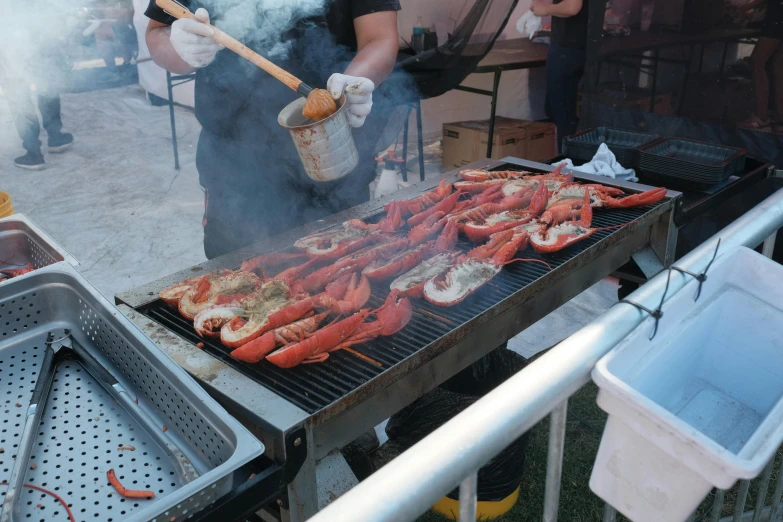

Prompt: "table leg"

[720,41,729,79]
[416,101,425,182]
[401,105,411,183]
[649,49,659,114]
[166,71,180,171]
[677,44,694,116]
[698,42,705,74]
[486,70,502,158]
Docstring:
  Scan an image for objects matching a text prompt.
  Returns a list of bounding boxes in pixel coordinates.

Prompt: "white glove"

[170,8,224,68]
[516,10,542,40]
[327,73,374,128]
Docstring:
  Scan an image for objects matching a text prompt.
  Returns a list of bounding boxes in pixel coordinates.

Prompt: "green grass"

[414,380,783,522]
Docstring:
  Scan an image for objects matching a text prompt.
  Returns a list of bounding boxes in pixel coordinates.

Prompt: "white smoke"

[0,0,84,87]
[199,0,327,58]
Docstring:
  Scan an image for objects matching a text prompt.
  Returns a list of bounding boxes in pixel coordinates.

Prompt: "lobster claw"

[599,187,667,209]
[373,290,413,336]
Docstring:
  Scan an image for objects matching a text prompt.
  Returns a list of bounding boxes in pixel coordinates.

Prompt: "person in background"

[738,0,783,129]
[0,54,74,170]
[531,0,589,150]
[144,1,400,259]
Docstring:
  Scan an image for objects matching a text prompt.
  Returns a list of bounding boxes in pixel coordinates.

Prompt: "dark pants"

[4,79,62,155]
[545,43,586,151]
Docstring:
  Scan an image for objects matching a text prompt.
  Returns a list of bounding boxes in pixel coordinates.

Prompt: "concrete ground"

[0,84,618,358]
[0,85,205,300]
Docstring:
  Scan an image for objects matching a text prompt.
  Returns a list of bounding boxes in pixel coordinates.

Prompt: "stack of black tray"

[638,138,747,190]
[562,127,659,167]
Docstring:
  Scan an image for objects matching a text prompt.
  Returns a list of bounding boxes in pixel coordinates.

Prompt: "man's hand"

[327,73,374,128]
[531,2,550,17]
[170,8,224,68]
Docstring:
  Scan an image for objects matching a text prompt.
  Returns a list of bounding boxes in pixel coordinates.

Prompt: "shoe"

[48,132,74,153]
[14,152,45,170]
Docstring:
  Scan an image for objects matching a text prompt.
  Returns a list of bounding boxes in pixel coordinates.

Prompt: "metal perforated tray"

[0,214,78,276]
[0,263,264,522]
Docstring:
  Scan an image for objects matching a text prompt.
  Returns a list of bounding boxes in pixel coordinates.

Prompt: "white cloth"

[170,8,224,69]
[327,73,374,128]
[516,11,542,39]
[555,143,638,182]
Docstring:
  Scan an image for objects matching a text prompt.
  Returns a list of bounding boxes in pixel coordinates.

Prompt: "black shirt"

[144,0,400,223]
[145,0,399,141]
[551,0,589,49]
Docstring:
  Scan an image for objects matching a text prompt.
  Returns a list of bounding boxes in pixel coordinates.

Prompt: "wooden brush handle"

[156,0,309,95]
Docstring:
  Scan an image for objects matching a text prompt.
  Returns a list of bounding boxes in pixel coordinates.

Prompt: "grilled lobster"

[178,271,264,321]
[423,229,550,306]
[294,220,382,260]
[530,189,631,254]
[230,312,329,363]
[385,179,453,218]
[265,291,412,368]
[462,181,549,243]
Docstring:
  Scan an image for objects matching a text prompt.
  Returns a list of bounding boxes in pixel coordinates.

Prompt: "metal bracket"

[189,427,307,521]
[631,246,665,279]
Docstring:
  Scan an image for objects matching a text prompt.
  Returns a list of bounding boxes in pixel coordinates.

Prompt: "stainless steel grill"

[117,157,680,521]
[138,202,655,415]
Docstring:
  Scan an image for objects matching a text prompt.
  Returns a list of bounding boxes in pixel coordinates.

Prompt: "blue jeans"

[3,78,62,155]
[545,43,586,151]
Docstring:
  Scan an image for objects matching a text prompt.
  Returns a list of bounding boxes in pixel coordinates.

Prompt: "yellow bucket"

[0,192,13,218]
[431,487,520,520]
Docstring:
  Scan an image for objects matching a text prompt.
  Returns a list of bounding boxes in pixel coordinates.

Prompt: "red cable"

[1,481,77,522]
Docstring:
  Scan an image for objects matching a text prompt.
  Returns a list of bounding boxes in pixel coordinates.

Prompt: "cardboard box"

[442,117,557,169]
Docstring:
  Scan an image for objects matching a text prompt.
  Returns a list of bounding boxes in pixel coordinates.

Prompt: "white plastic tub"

[590,246,783,522]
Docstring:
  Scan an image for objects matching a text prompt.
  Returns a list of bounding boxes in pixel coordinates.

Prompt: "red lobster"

[158,269,230,307]
[300,238,408,293]
[462,181,549,243]
[407,191,462,227]
[239,252,309,278]
[423,230,551,306]
[547,184,667,209]
[195,273,370,347]
[294,220,381,260]
[365,218,458,281]
[459,169,533,182]
[177,271,264,321]
[0,262,34,280]
[389,251,460,298]
[265,291,412,368]
[384,179,453,219]
[530,190,629,254]
[230,312,329,363]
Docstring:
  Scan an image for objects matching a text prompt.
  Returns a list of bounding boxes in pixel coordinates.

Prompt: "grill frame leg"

[544,400,568,522]
[458,471,478,522]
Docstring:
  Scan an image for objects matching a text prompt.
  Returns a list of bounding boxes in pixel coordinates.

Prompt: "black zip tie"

[620,267,673,340]
[670,238,721,301]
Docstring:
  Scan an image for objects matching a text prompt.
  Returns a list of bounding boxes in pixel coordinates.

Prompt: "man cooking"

[144,0,401,259]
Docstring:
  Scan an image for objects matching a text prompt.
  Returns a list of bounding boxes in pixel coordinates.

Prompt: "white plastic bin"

[590,246,783,522]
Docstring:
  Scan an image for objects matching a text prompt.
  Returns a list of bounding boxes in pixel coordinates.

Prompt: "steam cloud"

[0,0,76,89]
[200,0,328,58]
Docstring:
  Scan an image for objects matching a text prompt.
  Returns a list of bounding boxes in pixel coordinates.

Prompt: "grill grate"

[139,168,664,414]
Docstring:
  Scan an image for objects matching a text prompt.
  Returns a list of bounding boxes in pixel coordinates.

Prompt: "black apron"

[191,8,379,258]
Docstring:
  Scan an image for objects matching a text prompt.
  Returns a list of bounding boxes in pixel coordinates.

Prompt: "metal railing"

[307,185,783,522]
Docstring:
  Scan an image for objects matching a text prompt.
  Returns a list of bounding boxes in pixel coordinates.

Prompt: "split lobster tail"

[604,186,667,209]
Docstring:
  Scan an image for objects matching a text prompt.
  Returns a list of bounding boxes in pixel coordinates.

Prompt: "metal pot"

[278,94,359,182]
